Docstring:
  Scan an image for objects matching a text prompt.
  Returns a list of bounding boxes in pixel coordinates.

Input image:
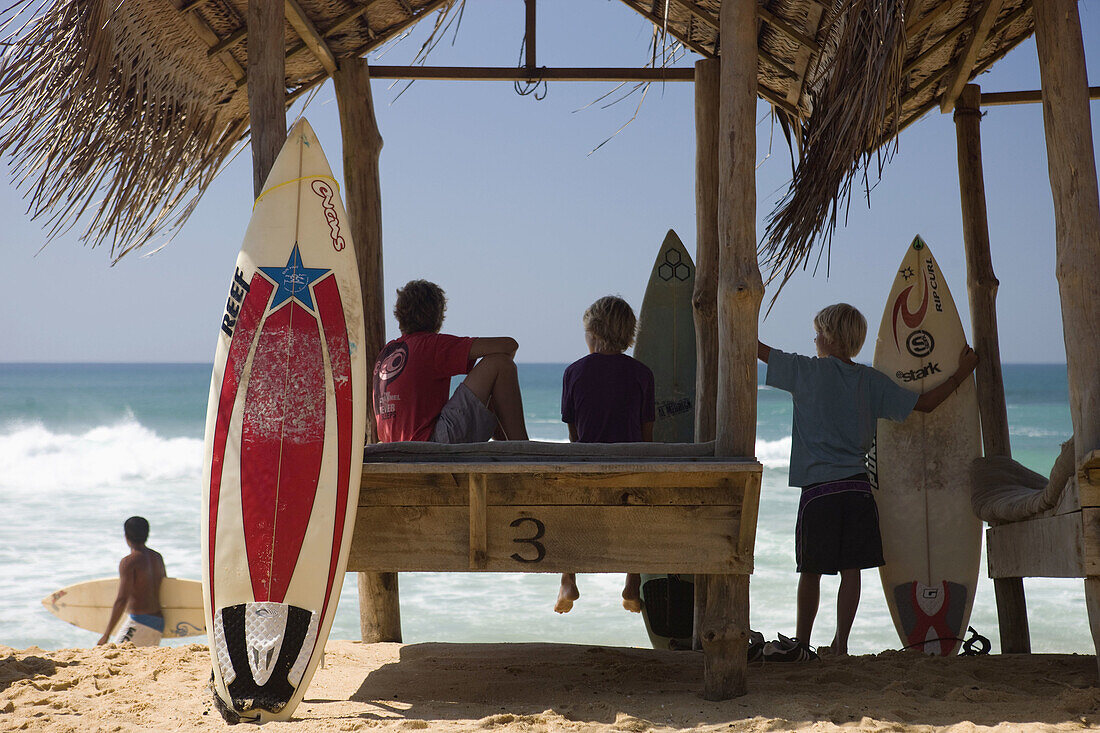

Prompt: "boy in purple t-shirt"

[556,296,655,614]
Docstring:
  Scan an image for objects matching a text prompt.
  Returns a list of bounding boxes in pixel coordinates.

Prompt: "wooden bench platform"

[348,440,763,698]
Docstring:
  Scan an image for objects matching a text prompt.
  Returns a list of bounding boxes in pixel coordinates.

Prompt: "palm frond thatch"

[759,0,908,297]
[0,0,247,259]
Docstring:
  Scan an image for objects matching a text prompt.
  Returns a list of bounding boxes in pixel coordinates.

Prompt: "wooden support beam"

[285,0,339,75]
[363,66,695,81]
[693,57,720,447]
[247,0,286,198]
[325,0,383,39]
[335,57,395,643]
[703,0,762,701]
[357,572,401,642]
[620,0,717,58]
[981,86,1100,106]
[334,58,385,443]
[179,4,245,82]
[940,0,1007,112]
[692,58,720,653]
[785,2,823,108]
[954,83,1030,653]
[524,0,536,73]
[758,48,798,80]
[757,5,820,51]
[907,0,965,40]
[954,84,1012,461]
[1034,0,1100,479]
[1034,0,1100,677]
[208,28,246,57]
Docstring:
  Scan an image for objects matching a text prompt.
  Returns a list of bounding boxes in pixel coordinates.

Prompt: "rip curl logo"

[373,341,408,419]
[891,268,930,351]
[311,179,346,251]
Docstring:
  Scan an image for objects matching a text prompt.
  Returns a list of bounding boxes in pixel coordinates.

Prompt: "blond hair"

[814,303,867,358]
[583,296,637,353]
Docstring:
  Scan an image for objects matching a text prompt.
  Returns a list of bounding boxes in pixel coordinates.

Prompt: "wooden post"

[693,57,720,446]
[247,0,287,198]
[701,0,762,701]
[1033,0,1100,676]
[335,58,399,642]
[953,83,1031,654]
[692,56,720,652]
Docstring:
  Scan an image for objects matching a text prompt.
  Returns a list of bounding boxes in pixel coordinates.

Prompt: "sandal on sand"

[748,630,766,663]
[762,633,819,662]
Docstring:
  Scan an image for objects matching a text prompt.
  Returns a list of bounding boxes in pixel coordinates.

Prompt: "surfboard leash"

[898,626,991,656]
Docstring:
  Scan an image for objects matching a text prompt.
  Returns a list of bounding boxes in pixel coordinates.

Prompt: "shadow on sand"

[347,642,1100,729]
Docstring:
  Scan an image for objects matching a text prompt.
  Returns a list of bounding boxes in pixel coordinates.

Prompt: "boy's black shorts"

[795,474,884,575]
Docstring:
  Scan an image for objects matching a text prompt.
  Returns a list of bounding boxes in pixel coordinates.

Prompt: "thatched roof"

[0,0,1036,266]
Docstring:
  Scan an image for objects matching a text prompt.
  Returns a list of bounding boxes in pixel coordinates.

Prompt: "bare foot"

[556,579,579,613]
[622,573,643,613]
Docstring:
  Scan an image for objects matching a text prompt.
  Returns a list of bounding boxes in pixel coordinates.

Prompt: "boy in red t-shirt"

[373,280,529,443]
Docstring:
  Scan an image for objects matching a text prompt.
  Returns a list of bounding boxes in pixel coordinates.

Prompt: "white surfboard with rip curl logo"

[870,235,982,656]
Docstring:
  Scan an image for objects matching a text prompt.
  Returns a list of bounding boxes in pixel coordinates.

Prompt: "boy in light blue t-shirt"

[758,303,978,660]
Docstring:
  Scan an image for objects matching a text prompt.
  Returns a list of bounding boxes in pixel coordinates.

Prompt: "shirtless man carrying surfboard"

[97,516,166,646]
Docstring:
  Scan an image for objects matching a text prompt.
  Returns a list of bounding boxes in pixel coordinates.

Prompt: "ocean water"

[0,362,1084,655]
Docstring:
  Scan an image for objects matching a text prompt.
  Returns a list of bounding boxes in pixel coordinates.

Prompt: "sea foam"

[0,417,203,493]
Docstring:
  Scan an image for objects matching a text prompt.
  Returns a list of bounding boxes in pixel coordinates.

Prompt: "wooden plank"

[361,460,761,474]
[940,0,1007,112]
[360,482,746,507]
[348,505,746,573]
[285,0,338,75]
[247,0,286,198]
[1080,450,1100,508]
[1083,507,1100,574]
[986,513,1085,578]
[735,470,761,566]
[469,474,488,569]
[694,57,720,444]
[360,468,755,492]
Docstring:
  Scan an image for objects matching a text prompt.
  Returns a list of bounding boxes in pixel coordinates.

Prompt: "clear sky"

[1,1,1097,363]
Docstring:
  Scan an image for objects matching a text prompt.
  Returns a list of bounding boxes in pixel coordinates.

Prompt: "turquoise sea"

[0,362,1084,655]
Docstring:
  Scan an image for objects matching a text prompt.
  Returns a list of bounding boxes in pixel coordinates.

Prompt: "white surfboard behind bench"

[871,235,982,656]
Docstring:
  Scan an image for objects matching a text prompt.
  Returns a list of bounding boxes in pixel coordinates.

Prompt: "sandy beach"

[2,641,1098,732]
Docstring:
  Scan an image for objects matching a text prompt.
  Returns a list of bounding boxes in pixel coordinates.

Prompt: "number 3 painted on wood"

[509,517,546,563]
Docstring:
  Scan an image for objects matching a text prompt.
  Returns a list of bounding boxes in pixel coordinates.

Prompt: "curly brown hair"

[394,280,447,334]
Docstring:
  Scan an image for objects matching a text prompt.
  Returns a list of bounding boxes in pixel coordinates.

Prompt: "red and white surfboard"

[871,235,982,656]
[201,119,367,722]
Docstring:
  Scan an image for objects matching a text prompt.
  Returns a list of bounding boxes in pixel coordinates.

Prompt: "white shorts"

[431,383,498,443]
[114,614,164,647]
